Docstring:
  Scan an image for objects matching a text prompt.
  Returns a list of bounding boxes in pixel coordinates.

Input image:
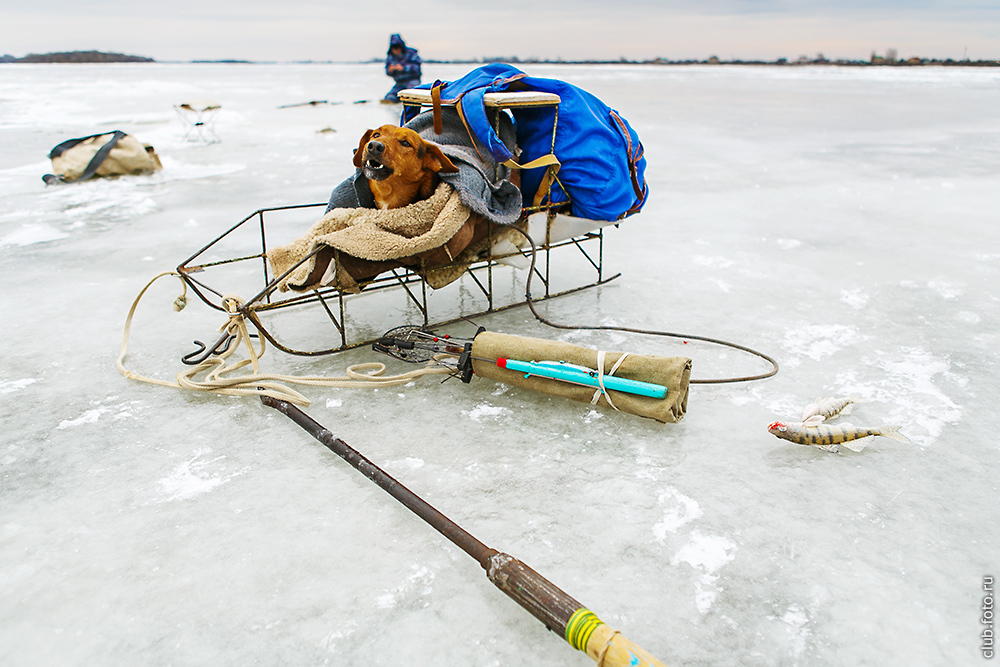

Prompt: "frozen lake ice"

[1,62,998,665]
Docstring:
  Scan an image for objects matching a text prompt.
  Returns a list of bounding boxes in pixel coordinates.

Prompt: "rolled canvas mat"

[470,331,691,423]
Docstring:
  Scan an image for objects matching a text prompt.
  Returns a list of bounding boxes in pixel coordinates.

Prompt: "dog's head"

[353,125,459,208]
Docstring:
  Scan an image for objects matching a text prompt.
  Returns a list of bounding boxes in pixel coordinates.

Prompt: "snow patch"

[57,408,111,429]
[839,288,869,309]
[462,403,511,422]
[671,531,737,614]
[0,378,38,394]
[653,488,704,539]
[781,604,811,657]
[373,565,434,610]
[157,451,241,502]
[0,224,68,246]
[782,324,863,361]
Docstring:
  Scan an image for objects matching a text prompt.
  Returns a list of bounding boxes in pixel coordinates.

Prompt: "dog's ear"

[422,142,459,174]
[353,129,375,169]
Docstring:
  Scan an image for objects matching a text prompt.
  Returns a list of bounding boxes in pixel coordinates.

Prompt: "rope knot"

[589,350,629,412]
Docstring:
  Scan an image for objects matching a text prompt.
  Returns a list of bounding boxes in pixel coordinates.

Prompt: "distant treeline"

[426,55,999,67]
[0,51,154,63]
[3,50,995,67]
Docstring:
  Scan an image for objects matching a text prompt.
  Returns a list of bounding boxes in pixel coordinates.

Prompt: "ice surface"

[1,62,998,666]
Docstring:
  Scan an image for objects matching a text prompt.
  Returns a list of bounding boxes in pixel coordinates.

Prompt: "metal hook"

[182,332,234,365]
[181,331,258,365]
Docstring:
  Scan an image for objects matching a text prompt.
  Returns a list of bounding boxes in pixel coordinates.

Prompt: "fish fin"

[839,403,854,417]
[801,398,822,420]
[879,425,911,443]
[817,444,840,454]
[841,437,872,453]
[803,415,826,427]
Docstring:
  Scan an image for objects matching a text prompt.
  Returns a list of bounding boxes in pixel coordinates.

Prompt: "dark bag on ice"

[401,63,648,222]
[43,131,163,184]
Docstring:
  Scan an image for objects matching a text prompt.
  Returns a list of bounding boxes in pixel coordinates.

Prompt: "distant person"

[383,34,421,103]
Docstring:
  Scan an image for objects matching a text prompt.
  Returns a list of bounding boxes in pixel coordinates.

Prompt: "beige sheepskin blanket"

[268,183,482,293]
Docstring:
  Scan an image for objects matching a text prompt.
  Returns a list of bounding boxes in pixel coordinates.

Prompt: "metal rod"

[259,210,271,304]
[314,289,346,340]
[261,395,495,565]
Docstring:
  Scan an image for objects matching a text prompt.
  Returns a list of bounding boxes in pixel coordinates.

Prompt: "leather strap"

[79,131,127,182]
[609,111,647,217]
[431,81,443,135]
[43,130,127,184]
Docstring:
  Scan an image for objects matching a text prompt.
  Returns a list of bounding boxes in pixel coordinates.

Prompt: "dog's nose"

[367,141,384,156]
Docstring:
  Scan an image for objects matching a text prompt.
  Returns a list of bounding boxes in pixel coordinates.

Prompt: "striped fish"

[768,416,910,453]
[801,395,859,422]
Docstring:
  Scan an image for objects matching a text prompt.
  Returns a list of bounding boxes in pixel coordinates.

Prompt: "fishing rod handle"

[486,552,668,667]
[581,622,669,667]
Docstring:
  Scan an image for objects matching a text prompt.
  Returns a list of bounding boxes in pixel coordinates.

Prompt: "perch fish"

[768,416,910,453]
[801,395,859,421]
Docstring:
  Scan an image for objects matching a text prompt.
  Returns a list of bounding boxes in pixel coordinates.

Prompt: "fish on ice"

[767,416,910,453]
[801,395,859,422]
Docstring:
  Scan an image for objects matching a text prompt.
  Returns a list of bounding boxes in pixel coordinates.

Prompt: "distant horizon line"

[3,50,998,67]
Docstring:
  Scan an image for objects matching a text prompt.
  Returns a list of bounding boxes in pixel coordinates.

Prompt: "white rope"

[589,350,630,412]
[116,272,453,406]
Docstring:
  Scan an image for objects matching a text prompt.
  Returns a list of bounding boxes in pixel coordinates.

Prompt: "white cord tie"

[590,350,629,411]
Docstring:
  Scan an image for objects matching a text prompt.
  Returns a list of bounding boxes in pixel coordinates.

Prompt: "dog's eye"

[400,139,411,148]
[371,132,380,139]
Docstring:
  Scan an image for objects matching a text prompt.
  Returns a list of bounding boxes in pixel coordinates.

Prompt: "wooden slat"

[397,89,560,108]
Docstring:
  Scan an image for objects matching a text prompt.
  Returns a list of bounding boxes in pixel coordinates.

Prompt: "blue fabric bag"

[401,63,648,222]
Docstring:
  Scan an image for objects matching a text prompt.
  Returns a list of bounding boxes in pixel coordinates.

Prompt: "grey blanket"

[325,107,522,225]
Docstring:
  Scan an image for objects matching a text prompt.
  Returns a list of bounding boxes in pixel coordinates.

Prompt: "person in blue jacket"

[383,34,422,103]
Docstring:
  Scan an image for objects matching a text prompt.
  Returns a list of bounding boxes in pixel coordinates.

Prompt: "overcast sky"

[2,0,998,62]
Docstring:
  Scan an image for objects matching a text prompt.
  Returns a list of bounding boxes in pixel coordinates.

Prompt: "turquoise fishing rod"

[495,358,667,399]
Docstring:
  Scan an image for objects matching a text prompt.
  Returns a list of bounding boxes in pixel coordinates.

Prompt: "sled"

[175,90,623,360]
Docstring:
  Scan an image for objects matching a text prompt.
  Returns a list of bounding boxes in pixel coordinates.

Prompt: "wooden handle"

[485,552,582,634]
[584,622,668,667]
[485,552,668,666]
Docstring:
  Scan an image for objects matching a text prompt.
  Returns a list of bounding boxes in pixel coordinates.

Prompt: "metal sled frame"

[176,92,620,358]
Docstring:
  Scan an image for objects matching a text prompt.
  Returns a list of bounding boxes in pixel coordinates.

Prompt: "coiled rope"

[116,272,453,406]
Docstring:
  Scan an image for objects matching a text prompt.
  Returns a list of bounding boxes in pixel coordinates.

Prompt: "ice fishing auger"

[372,325,691,423]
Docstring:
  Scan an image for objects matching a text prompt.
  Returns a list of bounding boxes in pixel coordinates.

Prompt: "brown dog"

[354,125,459,209]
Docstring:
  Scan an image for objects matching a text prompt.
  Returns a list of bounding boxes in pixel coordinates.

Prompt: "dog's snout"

[367,141,385,156]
